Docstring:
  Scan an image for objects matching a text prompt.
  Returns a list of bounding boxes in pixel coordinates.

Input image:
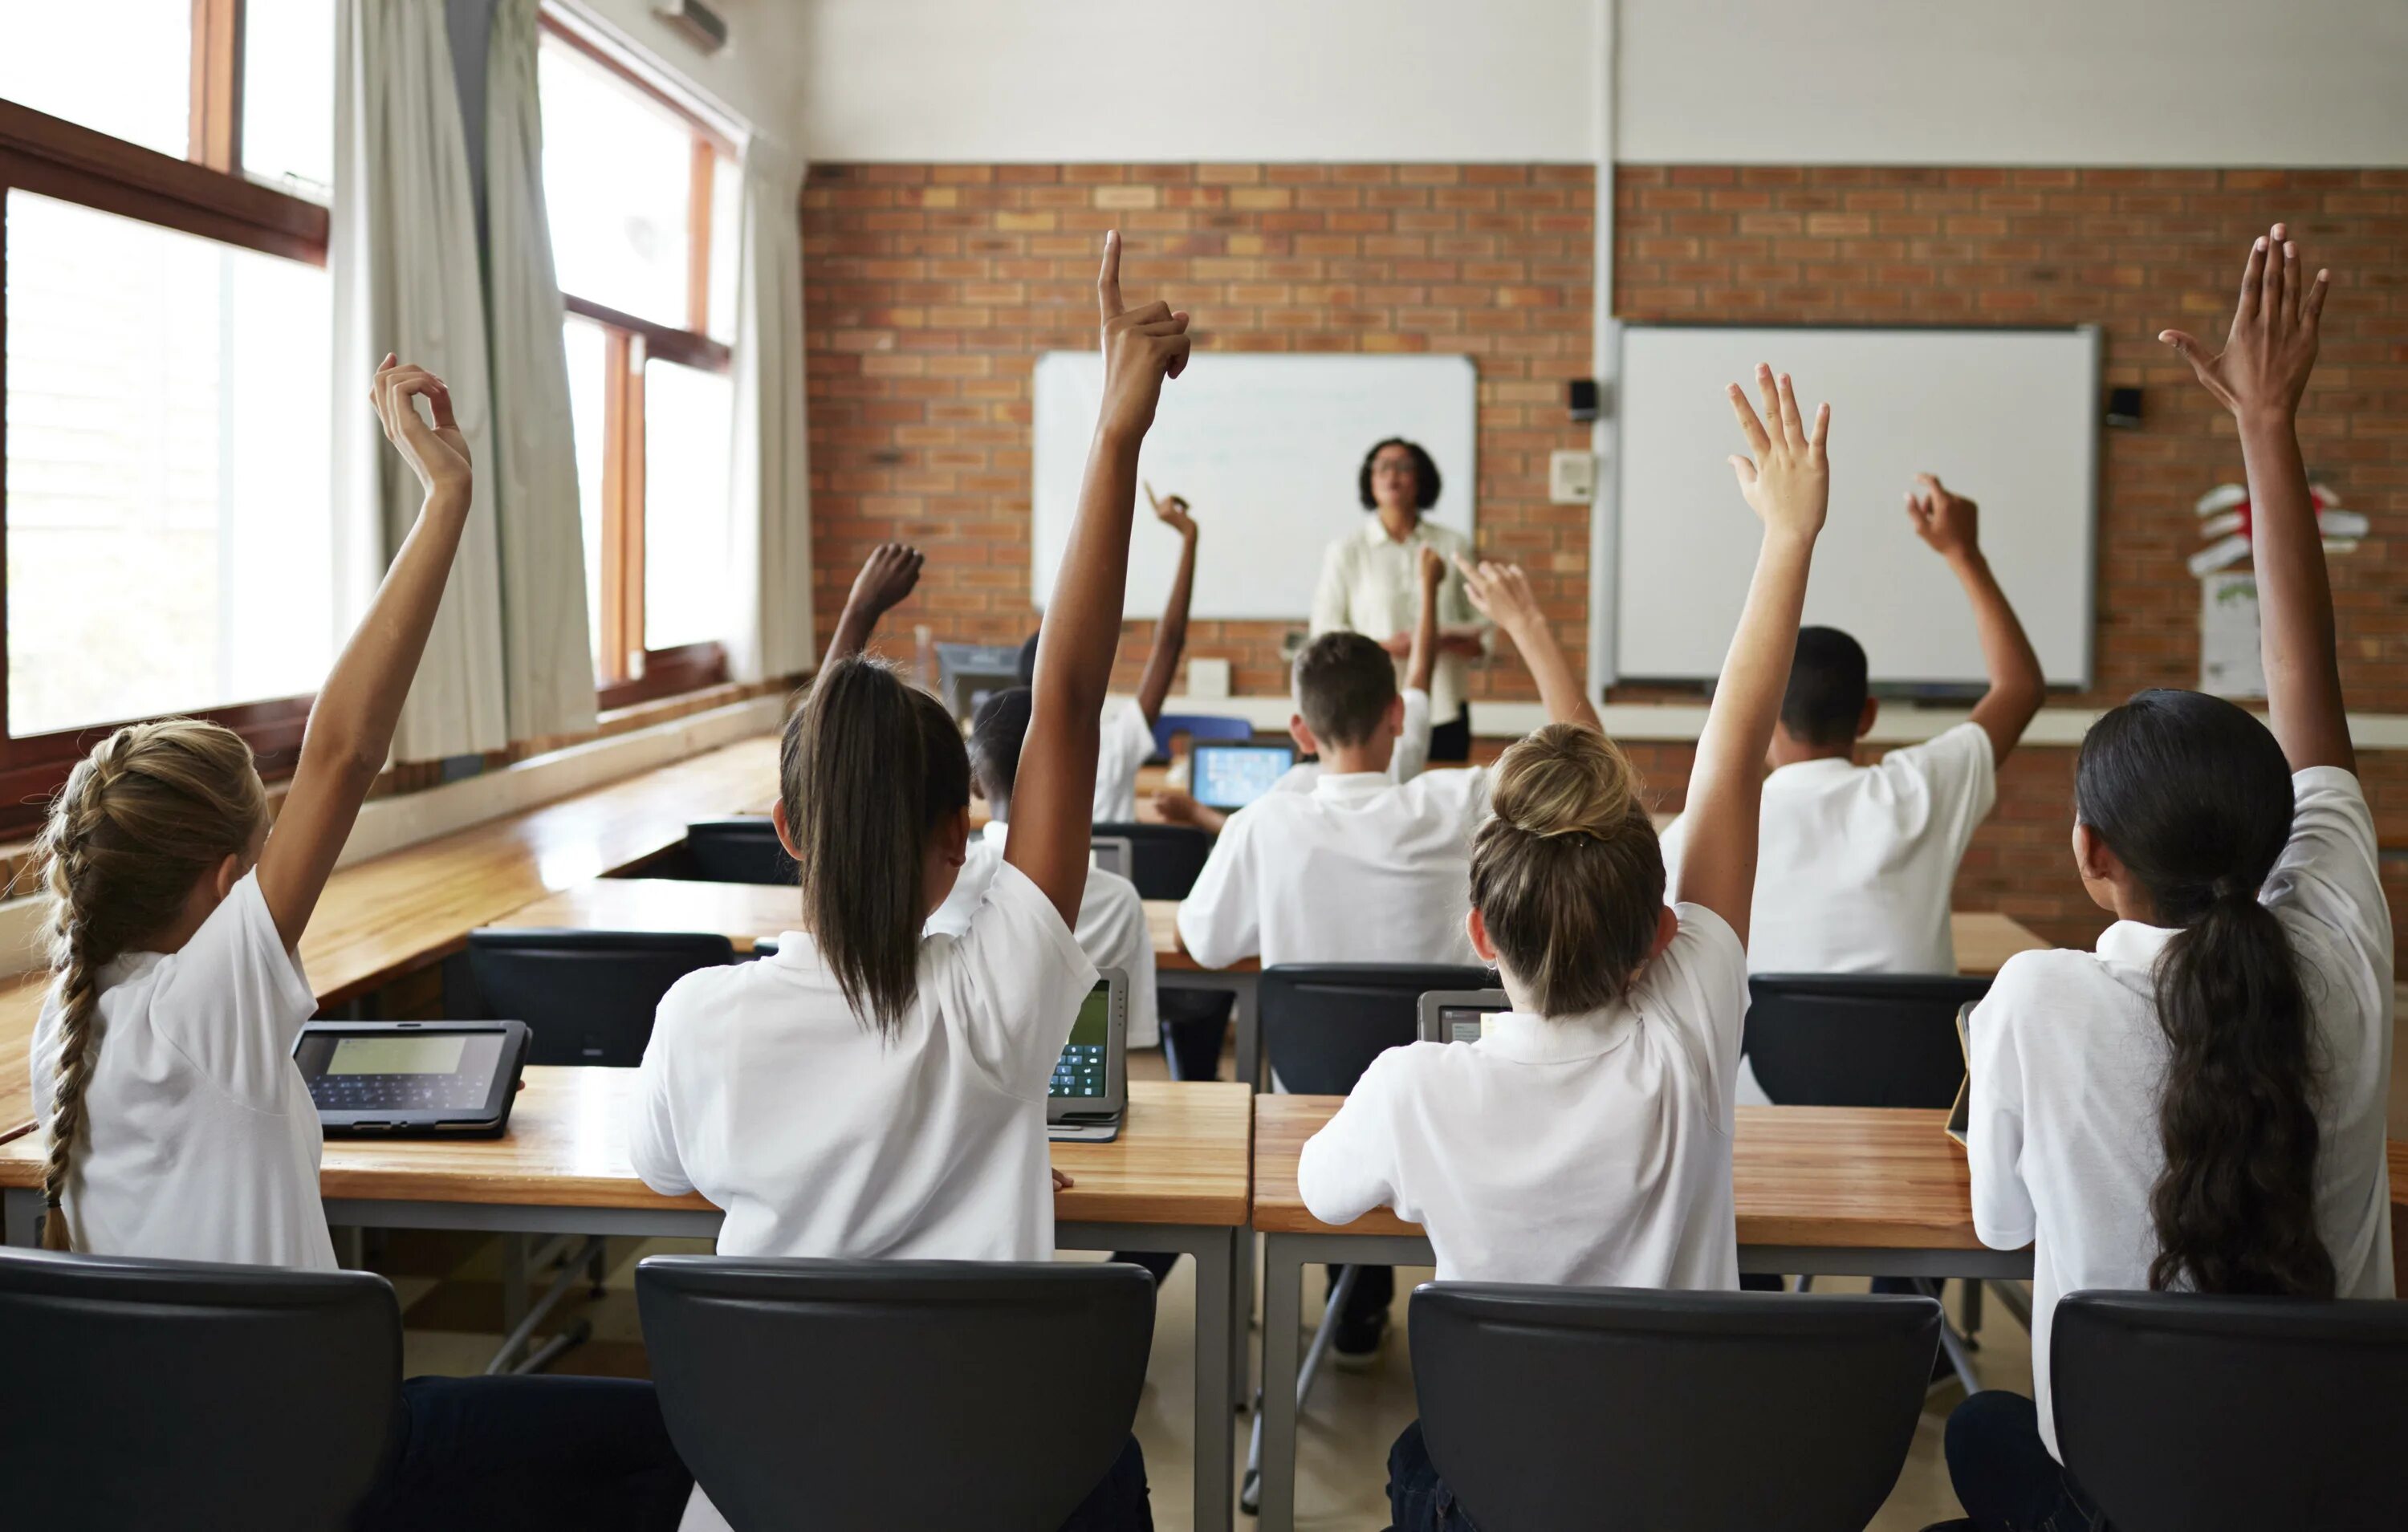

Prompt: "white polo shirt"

[1266,688,1434,798]
[30,870,332,1270]
[1298,904,1747,1289]
[1176,766,1490,970]
[1092,697,1157,824]
[928,819,1159,1046]
[1967,766,2394,1461]
[1658,721,1997,974]
[630,859,1096,1262]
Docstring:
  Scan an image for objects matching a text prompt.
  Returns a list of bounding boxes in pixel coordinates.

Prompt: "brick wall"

[801,161,1595,698]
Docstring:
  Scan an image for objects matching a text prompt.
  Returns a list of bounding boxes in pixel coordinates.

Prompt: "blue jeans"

[1945,1391,2105,1532]
[1386,1419,1481,1531]
[352,1375,692,1531]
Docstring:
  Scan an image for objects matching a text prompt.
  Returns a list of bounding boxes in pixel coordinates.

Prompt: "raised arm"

[1407,546,1442,696]
[2162,223,2349,774]
[1457,557,1598,732]
[1906,474,2044,764]
[1133,484,1198,724]
[825,542,924,664]
[1006,232,1191,921]
[1674,366,1829,941]
[255,358,473,945]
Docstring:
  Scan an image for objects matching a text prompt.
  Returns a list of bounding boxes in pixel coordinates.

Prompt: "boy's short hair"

[1293,632,1397,748]
[969,686,1034,811]
[1781,626,1869,750]
[1015,633,1042,689]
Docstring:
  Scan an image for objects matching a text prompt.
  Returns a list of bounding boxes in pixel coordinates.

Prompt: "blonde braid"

[32,722,266,1253]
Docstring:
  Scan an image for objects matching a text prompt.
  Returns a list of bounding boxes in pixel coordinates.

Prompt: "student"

[1155,544,1443,834]
[1297,368,1830,1530]
[631,231,1188,1532]
[1939,227,2392,1532]
[1656,473,2044,979]
[1017,482,1199,824]
[27,359,689,1530]
[1177,549,1605,1363]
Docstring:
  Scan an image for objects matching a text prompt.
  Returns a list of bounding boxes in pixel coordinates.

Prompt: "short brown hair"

[1470,725,1664,1015]
[1292,632,1397,748]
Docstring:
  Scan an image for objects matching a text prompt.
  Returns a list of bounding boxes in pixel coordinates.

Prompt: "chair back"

[1410,1282,1940,1532]
[682,816,798,886]
[0,1248,400,1532]
[1260,963,1494,1095]
[467,928,734,1066]
[1743,973,1991,1107]
[1151,711,1253,758]
[636,1256,1153,1532]
[2053,1289,2408,1532]
[1092,821,1214,900]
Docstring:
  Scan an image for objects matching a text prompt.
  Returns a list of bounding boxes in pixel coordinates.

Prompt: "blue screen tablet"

[1191,742,1296,810]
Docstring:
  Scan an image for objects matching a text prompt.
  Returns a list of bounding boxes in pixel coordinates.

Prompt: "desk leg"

[1230,973,1261,1091]
[1257,1233,1306,1532]
[1190,1225,1236,1532]
[4,1187,39,1248]
[1232,1227,1254,1416]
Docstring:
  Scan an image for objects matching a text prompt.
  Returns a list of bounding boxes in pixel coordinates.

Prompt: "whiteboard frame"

[1601,321,2102,694]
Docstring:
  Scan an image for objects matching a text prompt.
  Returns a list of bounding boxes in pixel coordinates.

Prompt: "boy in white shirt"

[1300,366,1832,1530]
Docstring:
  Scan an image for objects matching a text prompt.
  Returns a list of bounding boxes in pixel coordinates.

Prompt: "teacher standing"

[1310,437,1491,761]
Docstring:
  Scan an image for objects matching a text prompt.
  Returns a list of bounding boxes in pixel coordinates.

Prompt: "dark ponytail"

[2075,689,2334,1298]
[782,658,970,1038]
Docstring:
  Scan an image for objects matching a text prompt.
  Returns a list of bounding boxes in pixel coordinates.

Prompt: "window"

[0,2,333,825]
[539,16,736,703]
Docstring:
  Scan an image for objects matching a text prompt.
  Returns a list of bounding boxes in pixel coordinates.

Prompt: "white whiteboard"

[1613,325,2099,689]
[1031,352,1478,620]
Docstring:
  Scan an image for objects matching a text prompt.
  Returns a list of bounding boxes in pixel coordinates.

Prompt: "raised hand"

[1418,545,1447,592]
[1906,473,1979,560]
[848,543,924,619]
[1096,230,1192,441]
[371,354,470,501]
[1454,555,1543,636]
[2161,222,2328,423]
[1726,363,1829,542]
[1145,482,1198,539]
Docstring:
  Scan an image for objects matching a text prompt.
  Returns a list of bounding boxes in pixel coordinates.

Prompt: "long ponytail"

[783,658,970,1038]
[2076,689,2334,1298]
[35,721,267,1251]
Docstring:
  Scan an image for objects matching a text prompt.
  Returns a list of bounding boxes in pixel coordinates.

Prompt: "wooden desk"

[0,1071,1255,1532]
[1954,911,2049,977]
[490,879,799,953]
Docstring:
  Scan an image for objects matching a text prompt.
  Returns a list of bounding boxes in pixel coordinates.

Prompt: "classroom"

[0,2,2403,1529]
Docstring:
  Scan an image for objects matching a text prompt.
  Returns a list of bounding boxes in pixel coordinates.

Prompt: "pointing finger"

[1096,230,1123,323]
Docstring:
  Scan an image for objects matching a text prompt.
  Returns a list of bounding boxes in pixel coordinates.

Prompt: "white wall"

[1617,0,2408,167]
[562,0,813,145]
[792,0,1599,161]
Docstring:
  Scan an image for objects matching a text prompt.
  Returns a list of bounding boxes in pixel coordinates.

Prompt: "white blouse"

[1310,518,1489,725]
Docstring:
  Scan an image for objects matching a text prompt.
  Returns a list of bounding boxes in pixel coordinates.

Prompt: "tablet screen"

[1438,1006,1499,1044]
[1051,985,1112,1099]
[1192,745,1294,810]
[296,1030,505,1113]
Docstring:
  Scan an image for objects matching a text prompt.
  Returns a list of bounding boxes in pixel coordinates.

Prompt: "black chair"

[2052,1290,2408,1532]
[1243,961,1492,1511]
[681,816,797,886]
[1092,820,1213,901]
[635,1256,1153,1531]
[1743,973,1991,1108]
[1260,962,1495,1095]
[1412,1282,1942,1532]
[0,1247,401,1531]
[466,928,735,1067]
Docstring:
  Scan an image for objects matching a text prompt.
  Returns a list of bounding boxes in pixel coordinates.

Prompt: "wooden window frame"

[539,13,734,700]
[0,20,330,835]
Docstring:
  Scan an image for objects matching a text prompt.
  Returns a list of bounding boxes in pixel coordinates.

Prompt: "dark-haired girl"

[1943,226,2393,1531]
[1311,437,1491,760]
[630,232,1189,1532]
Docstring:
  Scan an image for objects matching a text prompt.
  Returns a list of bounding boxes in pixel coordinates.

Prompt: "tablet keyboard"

[309,1075,488,1112]
[1051,1042,1106,1099]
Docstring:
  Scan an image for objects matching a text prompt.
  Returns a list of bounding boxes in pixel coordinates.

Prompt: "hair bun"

[1491,724,1641,841]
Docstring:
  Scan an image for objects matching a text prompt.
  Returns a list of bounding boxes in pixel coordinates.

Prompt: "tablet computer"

[294,1021,531,1137]
[1946,1001,1975,1147]
[1417,990,1511,1044]
[1049,969,1128,1142]
[1190,742,1297,811]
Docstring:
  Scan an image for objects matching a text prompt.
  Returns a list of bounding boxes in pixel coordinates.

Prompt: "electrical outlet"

[1548,449,1597,504]
[1186,657,1232,700]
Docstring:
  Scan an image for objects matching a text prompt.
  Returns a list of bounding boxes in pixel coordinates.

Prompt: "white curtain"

[483,0,597,741]
[726,135,817,682]
[330,0,510,760]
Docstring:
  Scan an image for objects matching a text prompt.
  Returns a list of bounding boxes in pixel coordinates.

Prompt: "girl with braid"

[29,359,692,1530]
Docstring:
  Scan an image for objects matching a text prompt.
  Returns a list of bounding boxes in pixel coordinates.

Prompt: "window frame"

[0,36,328,831]
[539,12,736,700]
